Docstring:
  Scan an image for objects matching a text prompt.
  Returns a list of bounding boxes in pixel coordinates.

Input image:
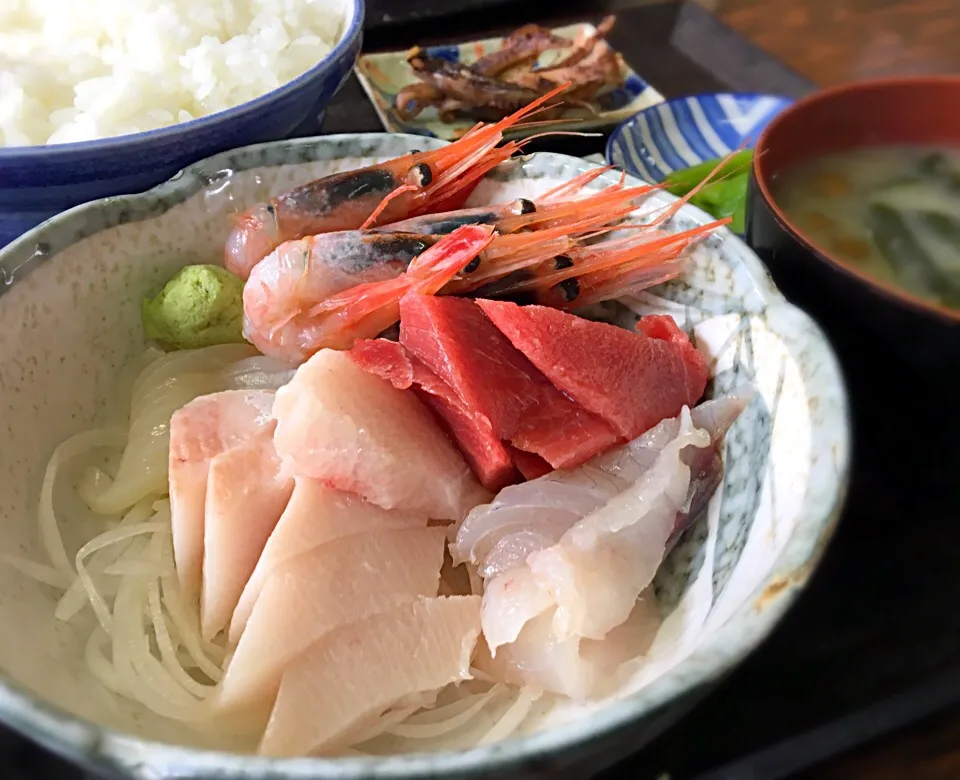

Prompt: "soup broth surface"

[772,145,960,309]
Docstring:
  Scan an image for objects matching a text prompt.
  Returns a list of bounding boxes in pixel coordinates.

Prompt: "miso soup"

[772,146,960,310]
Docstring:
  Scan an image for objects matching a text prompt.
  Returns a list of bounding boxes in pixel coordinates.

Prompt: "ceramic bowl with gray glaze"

[0,134,850,779]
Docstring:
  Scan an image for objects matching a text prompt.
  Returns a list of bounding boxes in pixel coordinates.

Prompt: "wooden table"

[715,0,960,85]
[348,3,960,779]
[796,706,960,780]
[713,3,960,775]
[710,4,960,778]
[683,3,960,777]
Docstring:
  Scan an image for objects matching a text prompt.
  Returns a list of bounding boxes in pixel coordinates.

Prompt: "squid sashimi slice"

[481,407,711,653]
[217,527,447,711]
[477,591,661,700]
[273,348,489,521]
[454,391,751,581]
[200,428,294,641]
[259,595,481,757]
[471,391,753,698]
[229,478,425,643]
[169,390,277,603]
[527,408,710,642]
[477,300,710,440]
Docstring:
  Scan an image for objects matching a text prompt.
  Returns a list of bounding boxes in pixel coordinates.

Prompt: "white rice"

[0,0,349,147]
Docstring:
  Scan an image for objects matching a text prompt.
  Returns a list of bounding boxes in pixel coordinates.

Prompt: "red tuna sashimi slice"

[259,595,480,757]
[399,294,619,469]
[476,301,709,440]
[508,447,553,481]
[350,339,518,492]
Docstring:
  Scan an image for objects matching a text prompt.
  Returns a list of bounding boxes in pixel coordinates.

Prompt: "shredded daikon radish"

[219,356,297,390]
[350,706,422,746]
[0,554,71,589]
[104,559,173,578]
[6,346,291,738]
[86,628,128,697]
[477,689,538,746]
[161,576,224,680]
[111,568,213,722]
[56,498,156,622]
[82,345,289,515]
[388,686,505,739]
[130,344,255,411]
[72,521,171,634]
[39,427,127,577]
[147,548,216,698]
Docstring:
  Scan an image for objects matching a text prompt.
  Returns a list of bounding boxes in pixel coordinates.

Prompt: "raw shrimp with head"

[224,83,573,279]
[239,176,658,362]
[243,225,497,362]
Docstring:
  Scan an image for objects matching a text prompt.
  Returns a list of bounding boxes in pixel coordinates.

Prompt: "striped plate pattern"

[605,93,793,183]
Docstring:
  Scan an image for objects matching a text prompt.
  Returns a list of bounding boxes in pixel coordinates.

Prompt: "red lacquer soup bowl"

[746,76,960,366]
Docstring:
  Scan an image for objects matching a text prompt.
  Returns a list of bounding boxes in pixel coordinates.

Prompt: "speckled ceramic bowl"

[0,135,850,779]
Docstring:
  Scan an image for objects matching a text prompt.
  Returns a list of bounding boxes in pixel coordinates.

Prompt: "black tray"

[8,3,959,779]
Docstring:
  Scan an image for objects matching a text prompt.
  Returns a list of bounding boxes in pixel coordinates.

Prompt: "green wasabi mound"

[142,264,247,350]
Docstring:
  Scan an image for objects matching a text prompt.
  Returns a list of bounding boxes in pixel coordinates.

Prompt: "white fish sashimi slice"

[259,595,481,757]
[581,592,662,696]
[480,529,565,580]
[484,592,662,700]
[169,389,277,603]
[273,349,490,521]
[455,389,754,581]
[474,391,754,698]
[200,428,294,642]
[453,475,612,566]
[229,478,425,643]
[529,408,710,642]
[216,527,448,711]
[481,567,554,653]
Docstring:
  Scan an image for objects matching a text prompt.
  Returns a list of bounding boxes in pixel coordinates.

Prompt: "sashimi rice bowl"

[0,106,849,778]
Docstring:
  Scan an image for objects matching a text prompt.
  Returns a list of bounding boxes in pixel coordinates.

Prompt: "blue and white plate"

[605,93,793,183]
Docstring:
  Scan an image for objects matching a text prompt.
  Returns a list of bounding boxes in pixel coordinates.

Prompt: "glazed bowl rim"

[0,132,851,778]
[0,0,364,161]
[751,74,960,326]
[604,90,794,183]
